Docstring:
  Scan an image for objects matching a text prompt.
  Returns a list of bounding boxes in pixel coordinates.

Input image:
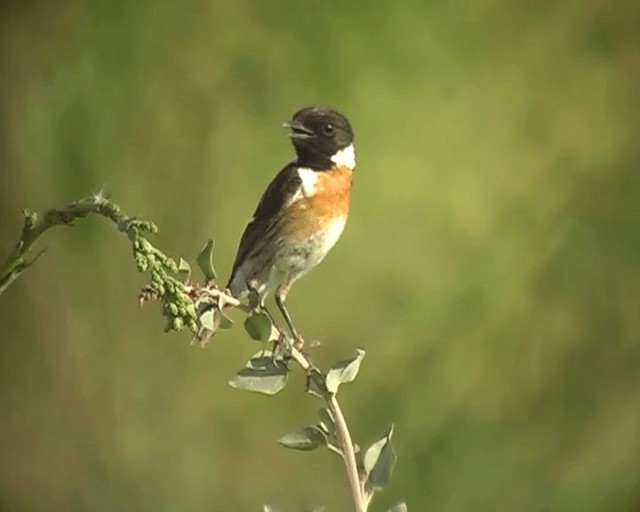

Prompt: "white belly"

[229,215,347,298]
[266,215,346,291]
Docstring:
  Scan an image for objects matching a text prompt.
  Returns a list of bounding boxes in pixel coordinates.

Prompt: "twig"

[188,285,367,510]
[2,192,376,510]
[286,341,366,511]
[328,395,366,512]
[0,191,153,296]
[182,285,241,308]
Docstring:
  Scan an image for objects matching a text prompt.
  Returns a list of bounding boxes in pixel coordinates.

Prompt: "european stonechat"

[227,106,356,339]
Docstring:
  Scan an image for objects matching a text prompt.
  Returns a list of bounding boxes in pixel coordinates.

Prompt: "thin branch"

[285,340,366,511]
[0,191,154,296]
[328,395,366,512]
[2,192,375,511]
[1,193,198,336]
[201,299,368,510]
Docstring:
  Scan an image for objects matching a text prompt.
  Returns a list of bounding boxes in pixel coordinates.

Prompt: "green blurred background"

[1,1,639,511]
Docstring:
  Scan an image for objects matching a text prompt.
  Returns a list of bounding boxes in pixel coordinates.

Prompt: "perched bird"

[227,106,356,339]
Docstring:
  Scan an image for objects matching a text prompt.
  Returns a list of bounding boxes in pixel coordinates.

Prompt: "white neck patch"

[297,167,318,196]
[330,144,356,170]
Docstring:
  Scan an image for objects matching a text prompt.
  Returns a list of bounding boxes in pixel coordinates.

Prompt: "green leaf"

[278,426,326,451]
[218,310,233,329]
[364,425,397,492]
[196,239,217,280]
[263,505,282,512]
[197,307,232,333]
[177,257,191,280]
[318,408,342,455]
[244,312,273,341]
[385,502,408,512]
[198,309,215,331]
[325,348,366,394]
[245,350,276,369]
[318,408,336,438]
[229,355,288,395]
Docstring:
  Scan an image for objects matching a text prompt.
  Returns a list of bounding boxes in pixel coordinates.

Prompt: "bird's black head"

[284,106,355,170]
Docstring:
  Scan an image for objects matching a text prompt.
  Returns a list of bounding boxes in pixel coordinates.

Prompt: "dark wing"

[227,163,301,285]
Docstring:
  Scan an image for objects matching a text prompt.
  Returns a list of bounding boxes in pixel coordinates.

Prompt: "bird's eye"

[323,123,334,135]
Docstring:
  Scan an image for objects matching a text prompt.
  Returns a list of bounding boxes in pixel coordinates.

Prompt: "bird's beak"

[282,119,314,140]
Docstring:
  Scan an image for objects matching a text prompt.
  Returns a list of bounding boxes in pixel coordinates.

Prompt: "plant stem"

[289,345,366,512]
[0,192,158,297]
[328,395,366,512]
[0,192,125,296]
[2,193,374,510]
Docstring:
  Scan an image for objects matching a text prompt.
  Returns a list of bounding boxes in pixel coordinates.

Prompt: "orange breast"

[285,166,353,240]
[311,165,353,217]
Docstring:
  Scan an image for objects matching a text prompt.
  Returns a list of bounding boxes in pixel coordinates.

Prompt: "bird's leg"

[276,284,303,347]
[261,300,280,330]
[247,284,279,328]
